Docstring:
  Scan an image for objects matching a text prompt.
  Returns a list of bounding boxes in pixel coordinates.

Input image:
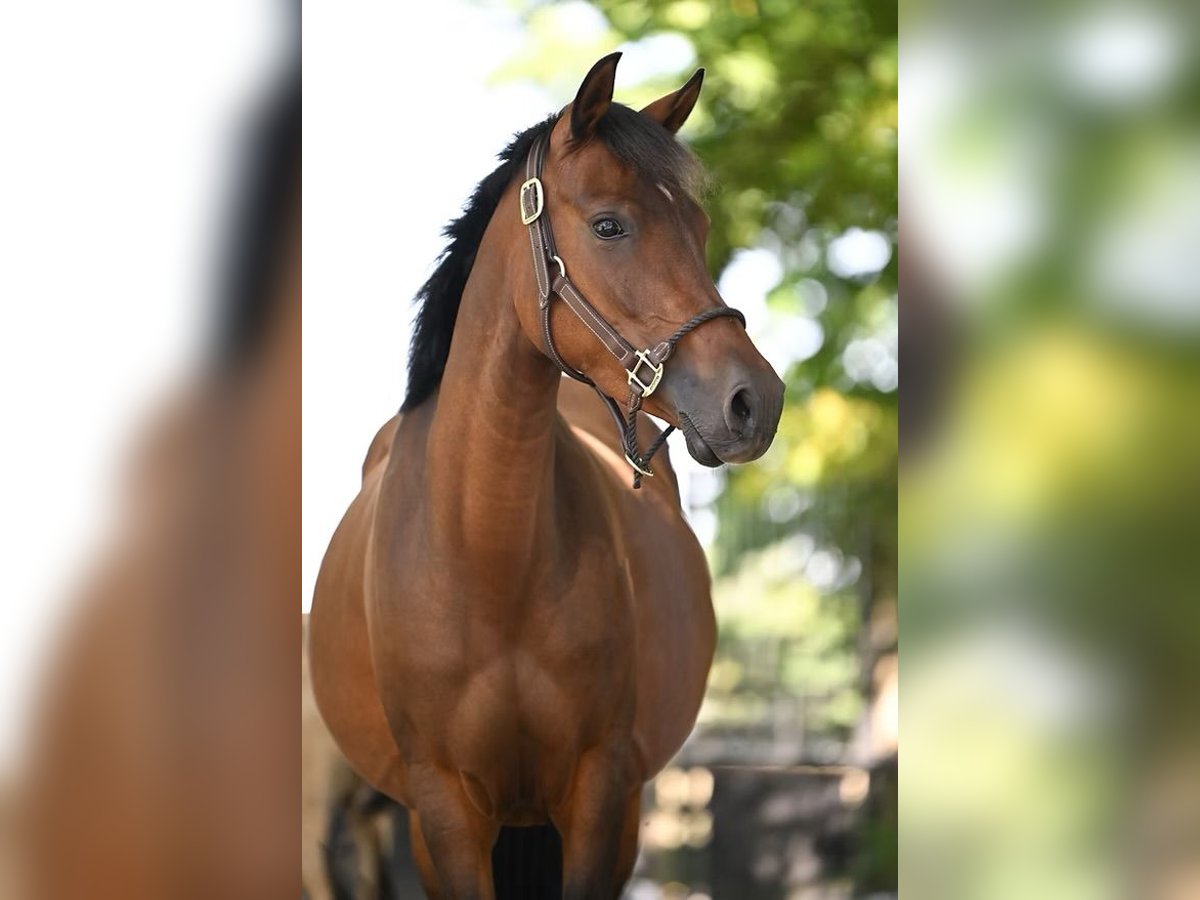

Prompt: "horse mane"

[400,104,707,412]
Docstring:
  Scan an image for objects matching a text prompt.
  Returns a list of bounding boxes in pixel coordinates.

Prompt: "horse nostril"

[725,386,755,436]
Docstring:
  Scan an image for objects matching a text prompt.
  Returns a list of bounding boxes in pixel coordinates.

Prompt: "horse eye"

[592,218,624,240]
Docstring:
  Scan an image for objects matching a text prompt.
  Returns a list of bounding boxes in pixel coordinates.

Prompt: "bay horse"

[309,53,783,899]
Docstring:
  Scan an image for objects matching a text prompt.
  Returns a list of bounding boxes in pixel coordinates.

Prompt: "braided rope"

[625,411,675,488]
[663,306,745,346]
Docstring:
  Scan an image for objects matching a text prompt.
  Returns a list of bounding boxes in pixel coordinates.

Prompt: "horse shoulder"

[310,419,409,802]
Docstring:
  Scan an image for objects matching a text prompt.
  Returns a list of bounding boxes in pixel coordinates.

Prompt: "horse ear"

[571,52,622,142]
[640,68,705,134]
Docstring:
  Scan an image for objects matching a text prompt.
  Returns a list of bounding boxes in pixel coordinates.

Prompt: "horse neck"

[422,202,564,574]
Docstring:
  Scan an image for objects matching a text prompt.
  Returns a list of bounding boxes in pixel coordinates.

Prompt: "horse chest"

[382,556,639,764]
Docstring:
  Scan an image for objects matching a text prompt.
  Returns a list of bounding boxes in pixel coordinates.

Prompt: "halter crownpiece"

[520,130,746,488]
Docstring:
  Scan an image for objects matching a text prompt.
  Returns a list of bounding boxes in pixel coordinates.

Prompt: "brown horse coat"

[310,54,782,898]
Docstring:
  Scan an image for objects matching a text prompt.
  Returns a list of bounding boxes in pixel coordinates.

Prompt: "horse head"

[512,52,785,468]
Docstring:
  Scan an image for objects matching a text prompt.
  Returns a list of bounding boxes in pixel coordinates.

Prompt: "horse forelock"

[582,103,709,201]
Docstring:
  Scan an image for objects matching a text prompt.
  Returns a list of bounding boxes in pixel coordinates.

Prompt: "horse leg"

[408,809,442,899]
[555,748,642,899]
[612,788,644,889]
[408,768,498,900]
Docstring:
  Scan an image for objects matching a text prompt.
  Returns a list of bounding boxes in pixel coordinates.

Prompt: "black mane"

[400,104,705,412]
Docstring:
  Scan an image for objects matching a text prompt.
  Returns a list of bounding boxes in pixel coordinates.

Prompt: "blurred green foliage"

[899,2,1200,897]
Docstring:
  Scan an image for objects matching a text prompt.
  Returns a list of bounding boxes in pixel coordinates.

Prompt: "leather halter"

[519,130,746,488]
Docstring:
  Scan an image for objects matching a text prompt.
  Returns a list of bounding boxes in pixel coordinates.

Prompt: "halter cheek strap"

[520,131,746,489]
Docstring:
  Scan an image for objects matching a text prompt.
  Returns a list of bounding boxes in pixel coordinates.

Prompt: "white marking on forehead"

[656,183,674,202]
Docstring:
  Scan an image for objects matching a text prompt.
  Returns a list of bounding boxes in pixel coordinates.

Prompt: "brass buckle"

[519,177,544,225]
[627,349,664,397]
[624,453,655,477]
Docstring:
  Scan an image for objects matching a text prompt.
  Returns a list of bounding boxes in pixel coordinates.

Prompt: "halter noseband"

[520,131,746,489]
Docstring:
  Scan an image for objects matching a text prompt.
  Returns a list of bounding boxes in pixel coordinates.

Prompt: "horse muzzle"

[675,366,784,466]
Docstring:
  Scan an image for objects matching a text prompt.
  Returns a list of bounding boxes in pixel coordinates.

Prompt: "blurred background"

[304,1,896,897]
[0,0,288,780]
[902,0,1200,898]
[1,1,299,898]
